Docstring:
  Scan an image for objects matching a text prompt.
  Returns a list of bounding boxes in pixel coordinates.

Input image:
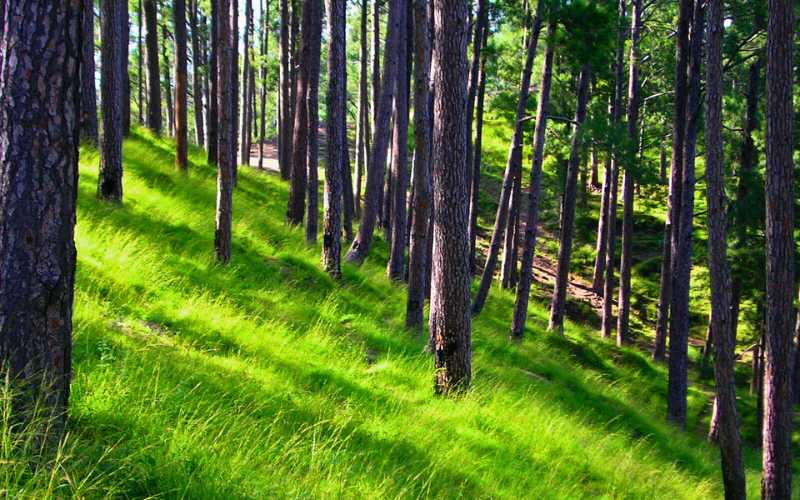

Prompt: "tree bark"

[430,0,471,395]
[472,2,543,315]
[190,0,205,146]
[387,2,409,281]
[80,0,99,145]
[510,19,556,339]
[406,0,433,330]
[0,0,81,428]
[278,0,292,178]
[372,0,381,145]
[345,0,402,264]
[215,0,235,263]
[323,0,346,277]
[144,0,162,134]
[99,0,127,202]
[355,0,370,219]
[653,0,692,361]
[161,22,175,136]
[258,0,269,169]
[704,1,747,495]
[761,0,795,497]
[138,0,145,126]
[175,0,189,171]
[304,0,322,243]
[464,0,486,230]
[667,0,704,427]
[122,5,131,136]
[547,65,592,334]
[240,0,254,166]
[615,0,642,346]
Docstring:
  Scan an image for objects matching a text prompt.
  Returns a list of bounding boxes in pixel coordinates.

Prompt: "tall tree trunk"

[240,0,254,166]
[468,26,488,275]
[615,0,642,346]
[161,22,175,136]
[547,64,592,334]
[122,5,131,136]
[705,1,746,495]
[472,2,543,315]
[590,145,599,189]
[190,0,205,146]
[761,0,795,497]
[668,0,704,428]
[144,0,162,134]
[175,0,189,171]
[98,0,127,202]
[510,19,556,339]
[287,0,316,225]
[80,0,99,145]
[372,0,381,144]
[430,0,471,395]
[278,0,292,178]
[345,0,402,264]
[500,177,521,289]
[387,3,409,280]
[230,0,240,186]
[215,0,235,263]
[208,0,219,164]
[592,0,626,296]
[323,0,346,277]
[0,0,81,429]
[258,0,269,169]
[304,0,322,243]
[138,0,145,126]
[355,0,370,218]
[653,0,693,361]
[405,0,433,329]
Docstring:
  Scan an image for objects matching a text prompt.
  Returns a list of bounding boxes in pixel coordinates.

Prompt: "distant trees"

[98,0,127,201]
[174,0,189,171]
[0,0,81,428]
[144,0,162,134]
[430,0,471,394]
[761,0,795,497]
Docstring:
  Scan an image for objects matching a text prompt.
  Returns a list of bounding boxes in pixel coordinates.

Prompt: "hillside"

[4,130,767,498]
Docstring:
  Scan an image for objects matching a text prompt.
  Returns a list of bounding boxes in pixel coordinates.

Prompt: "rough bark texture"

[144,0,162,134]
[405,0,433,330]
[668,0,703,428]
[80,0,99,145]
[547,65,591,334]
[371,0,381,144]
[122,4,131,136]
[215,0,235,263]
[510,19,555,339]
[430,0,471,395]
[761,0,795,497]
[304,0,322,243]
[472,3,542,315]
[190,0,205,147]
[161,22,174,136]
[278,0,292,178]
[0,0,81,427]
[174,0,189,171]
[387,2,409,281]
[592,0,626,296]
[207,0,219,164]
[345,0,402,264]
[654,0,692,361]
[615,0,642,346]
[467,26,488,275]
[98,0,127,202]
[323,0,346,277]
[705,1,746,496]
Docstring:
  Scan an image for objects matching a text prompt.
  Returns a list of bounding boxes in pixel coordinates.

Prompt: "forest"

[0,0,797,497]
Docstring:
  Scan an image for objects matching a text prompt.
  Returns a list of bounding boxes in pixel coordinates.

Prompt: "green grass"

[2,128,776,498]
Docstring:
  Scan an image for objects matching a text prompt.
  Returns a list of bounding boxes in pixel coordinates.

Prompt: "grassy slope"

[6,129,769,498]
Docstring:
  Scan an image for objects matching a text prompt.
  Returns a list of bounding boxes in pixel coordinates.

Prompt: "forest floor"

[7,129,795,498]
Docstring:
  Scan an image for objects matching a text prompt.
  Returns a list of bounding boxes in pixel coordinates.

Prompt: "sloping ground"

[9,129,769,498]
